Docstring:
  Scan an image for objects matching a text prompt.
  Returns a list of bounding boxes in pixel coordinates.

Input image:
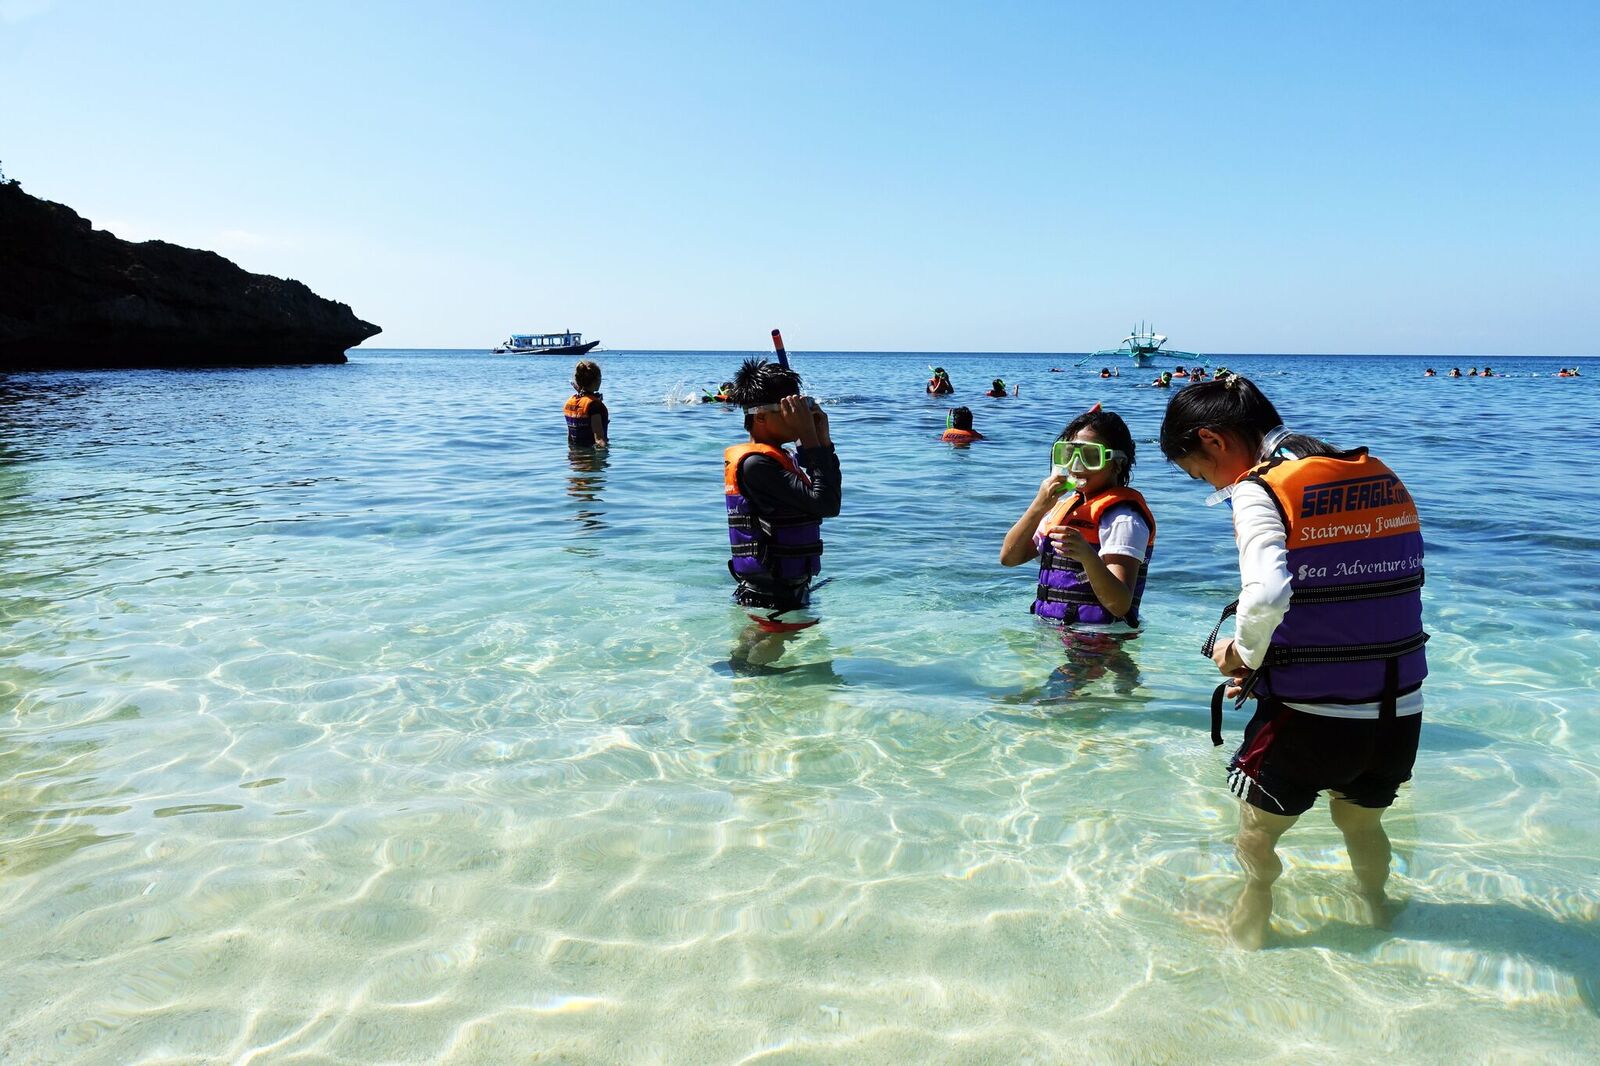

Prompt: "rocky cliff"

[0,181,380,368]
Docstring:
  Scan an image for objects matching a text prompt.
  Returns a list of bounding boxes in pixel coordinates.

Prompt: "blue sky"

[2,1,1595,354]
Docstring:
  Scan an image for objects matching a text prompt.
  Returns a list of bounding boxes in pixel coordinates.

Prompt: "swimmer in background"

[1153,371,1174,388]
[940,406,984,444]
[1424,368,1436,377]
[1191,367,1209,382]
[1482,366,1495,377]
[704,381,735,403]
[927,367,955,395]
[986,378,1018,398]
[1099,367,1113,379]
[563,359,609,448]
[1468,368,1479,377]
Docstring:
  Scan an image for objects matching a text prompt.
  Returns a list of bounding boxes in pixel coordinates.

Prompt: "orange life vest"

[941,428,980,443]
[563,393,603,446]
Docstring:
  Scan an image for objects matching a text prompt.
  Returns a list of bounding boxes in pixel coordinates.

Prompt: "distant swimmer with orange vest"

[1153,371,1174,388]
[940,406,984,444]
[724,357,840,661]
[1000,403,1155,630]
[927,367,955,395]
[1160,374,1428,949]
[985,378,1019,398]
[563,359,609,448]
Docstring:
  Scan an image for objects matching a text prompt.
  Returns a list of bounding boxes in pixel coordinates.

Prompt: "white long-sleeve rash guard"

[1229,480,1422,718]
[1229,481,1293,671]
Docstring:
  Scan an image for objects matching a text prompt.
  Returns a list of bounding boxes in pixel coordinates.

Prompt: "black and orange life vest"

[723,443,824,583]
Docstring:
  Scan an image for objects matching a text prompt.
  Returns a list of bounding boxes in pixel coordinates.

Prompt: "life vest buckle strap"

[1290,570,1426,605]
[1035,585,1100,605]
[1201,600,1240,658]
[1263,631,1429,666]
[765,541,825,558]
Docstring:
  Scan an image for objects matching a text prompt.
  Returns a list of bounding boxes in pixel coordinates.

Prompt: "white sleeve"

[1231,481,1293,669]
[1097,507,1150,560]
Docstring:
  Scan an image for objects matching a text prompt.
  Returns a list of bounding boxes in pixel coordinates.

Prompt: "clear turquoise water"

[2,350,1597,1063]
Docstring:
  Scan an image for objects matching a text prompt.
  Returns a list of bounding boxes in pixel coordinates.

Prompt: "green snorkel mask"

[1052,439,1126,476]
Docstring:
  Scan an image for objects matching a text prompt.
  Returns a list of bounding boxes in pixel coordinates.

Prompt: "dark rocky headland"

[0,181,379,369]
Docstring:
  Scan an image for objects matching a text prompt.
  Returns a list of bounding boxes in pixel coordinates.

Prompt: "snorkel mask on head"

[743,396,821,415]
[1203,425,1293,507]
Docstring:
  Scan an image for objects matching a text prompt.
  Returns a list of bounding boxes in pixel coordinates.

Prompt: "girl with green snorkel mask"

[926,366,955,395]
[1000,404,1157,628]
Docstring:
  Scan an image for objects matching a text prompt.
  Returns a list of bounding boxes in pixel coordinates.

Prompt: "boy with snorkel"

[723,349,840,662]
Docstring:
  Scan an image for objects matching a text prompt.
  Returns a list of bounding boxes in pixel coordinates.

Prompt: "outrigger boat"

[1089,322,1202,369]
[492,330,599,355]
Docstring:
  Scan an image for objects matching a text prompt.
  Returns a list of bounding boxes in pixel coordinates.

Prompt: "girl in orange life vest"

[563,360,609,448]
[1000,404,1154,628]
[1160,374,1427,949]
[940,406,983,444]
[927,367,955,395]
[724,358,840,660]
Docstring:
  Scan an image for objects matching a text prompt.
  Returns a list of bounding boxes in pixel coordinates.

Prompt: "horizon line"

[352,347,1592,360]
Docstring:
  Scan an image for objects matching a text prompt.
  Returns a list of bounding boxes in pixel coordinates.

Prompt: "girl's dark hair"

[950,406,973,430]
[732,357,803,430]
[1158,374,1339,460]
[573,359,601,393]
[1058,407,1136,486]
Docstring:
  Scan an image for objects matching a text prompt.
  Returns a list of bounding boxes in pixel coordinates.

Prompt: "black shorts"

[1228,700,1421,816]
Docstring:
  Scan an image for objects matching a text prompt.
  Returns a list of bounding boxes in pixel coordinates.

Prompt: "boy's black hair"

[1057,406,1136,486]
[1158,374,1339,461]
[732,357,803,431]
[950,406,974,431]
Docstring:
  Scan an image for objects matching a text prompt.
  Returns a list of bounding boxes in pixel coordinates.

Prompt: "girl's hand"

[1048,526,1097,565]
[1036,473,1071,502]
[1211,637,1247,675]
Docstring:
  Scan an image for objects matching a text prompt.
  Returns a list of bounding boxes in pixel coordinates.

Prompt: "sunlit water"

[2,350,1597,1063]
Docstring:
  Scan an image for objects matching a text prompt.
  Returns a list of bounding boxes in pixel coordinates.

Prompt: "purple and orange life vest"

[563,393,603,447]
[1232,449,1427,709]
[723,443,824,583]
[1031,487,1157,626]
